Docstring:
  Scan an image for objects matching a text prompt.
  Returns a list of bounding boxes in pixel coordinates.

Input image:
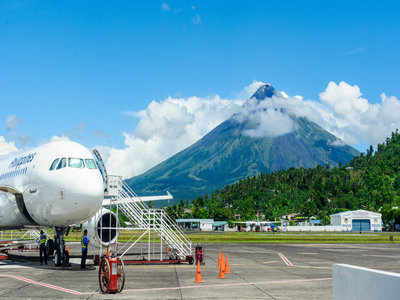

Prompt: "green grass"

[63,230,400,244]
[5,229,399,244]
[184,231,400,243]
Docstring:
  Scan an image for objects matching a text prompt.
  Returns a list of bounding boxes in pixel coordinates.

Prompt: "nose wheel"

[53,227,70,267]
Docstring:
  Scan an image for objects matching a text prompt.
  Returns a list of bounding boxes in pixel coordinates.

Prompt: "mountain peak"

[251,83,280,100]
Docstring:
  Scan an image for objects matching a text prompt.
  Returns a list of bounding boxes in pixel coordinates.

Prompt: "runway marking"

[362,254,400,258]
[118,277,332,293]
[298,252,318,255]
[0,264,31,269]
[294,265,332,270]
[278,253,293,266]
[262,261,278,264]
[0,274,332,295]
[0,274,81,295]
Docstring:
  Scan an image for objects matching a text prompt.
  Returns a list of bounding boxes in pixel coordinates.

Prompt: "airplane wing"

[102,191,173,206]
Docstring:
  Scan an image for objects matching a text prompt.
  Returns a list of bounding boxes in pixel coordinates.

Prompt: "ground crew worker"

[81,229,90,269]
[37,230,47,265]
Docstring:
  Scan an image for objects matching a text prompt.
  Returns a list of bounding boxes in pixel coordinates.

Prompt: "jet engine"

[82,208,120,249]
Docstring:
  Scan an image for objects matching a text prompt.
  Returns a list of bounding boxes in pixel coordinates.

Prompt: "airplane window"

[56,158,67,169]
[49,158,60,171]
[68,158,85,168]
[85,159,97,169]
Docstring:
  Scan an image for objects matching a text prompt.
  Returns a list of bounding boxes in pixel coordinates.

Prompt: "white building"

[330,209,382,232]
[176,219,214,231]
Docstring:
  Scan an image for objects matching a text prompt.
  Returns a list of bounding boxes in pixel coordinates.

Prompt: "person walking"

[37,230,47,265]
[81,229,90,269]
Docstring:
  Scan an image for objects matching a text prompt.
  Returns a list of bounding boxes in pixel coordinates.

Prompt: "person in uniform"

[37,230,47,265]
[81,229,90,269]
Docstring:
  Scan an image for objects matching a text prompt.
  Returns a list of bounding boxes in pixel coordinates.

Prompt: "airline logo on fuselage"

[9,153,37,169]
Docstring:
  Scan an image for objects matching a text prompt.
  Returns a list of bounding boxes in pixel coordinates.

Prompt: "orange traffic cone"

[194,261,203,283]
[225,255,231,274]
[218,253,226,279]
[166,245,169,254]
[67,245,70,256]
[217,251,221,267]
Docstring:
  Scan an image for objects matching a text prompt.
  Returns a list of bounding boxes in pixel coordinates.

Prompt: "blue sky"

[1,1,400,177]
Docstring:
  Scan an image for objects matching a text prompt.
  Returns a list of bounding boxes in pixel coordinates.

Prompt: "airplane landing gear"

[53,226,70,267]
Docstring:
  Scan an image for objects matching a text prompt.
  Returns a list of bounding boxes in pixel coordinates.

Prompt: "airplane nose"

[66,172,104,222]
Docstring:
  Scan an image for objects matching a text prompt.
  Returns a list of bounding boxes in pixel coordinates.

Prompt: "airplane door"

[93,149,108,193]
[29,163,37,194]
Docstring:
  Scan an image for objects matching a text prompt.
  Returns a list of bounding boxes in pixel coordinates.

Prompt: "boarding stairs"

[107,176,192,260]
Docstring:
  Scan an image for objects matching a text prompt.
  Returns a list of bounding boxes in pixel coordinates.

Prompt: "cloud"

[192,14,202,24]
[161,3,170,12]
[4,115,20,132]
[50,135,71,142]
[63,122,86,140]
[316,81,400,146]
[100,94,244,178]
[3,114,34,147]
[243,109,296,138]
[91,129,108,138]
[238,80,265,99]
[0,136,18,156]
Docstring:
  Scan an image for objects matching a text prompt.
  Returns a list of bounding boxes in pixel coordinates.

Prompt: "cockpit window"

[49,158,60,171]
[56,158,67,169]
[68,158,85,168]
[85,159,97,169]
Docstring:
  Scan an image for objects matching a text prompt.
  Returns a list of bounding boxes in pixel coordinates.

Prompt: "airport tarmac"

[0,242,399,299]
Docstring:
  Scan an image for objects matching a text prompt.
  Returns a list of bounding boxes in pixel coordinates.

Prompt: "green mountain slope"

[183,130,400,225]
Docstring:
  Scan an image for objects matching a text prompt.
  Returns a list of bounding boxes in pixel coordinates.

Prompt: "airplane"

[0,140,108,266]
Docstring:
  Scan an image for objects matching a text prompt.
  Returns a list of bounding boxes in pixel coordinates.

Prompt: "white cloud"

[243,109,296,138]
[161,3,170,11]
[4,115,19,132]
[319,81,369,120]
[317,82,400,146]
[238,80,264,99]
[100,95,244,178]
[50,135,71,142]
[192,14,202,24]
[98,80,400,179]
[0,136,18,156]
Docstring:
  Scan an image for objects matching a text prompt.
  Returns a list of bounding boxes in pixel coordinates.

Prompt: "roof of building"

[213,221,227,226]
[176,218,214,223]
[330,209,381,217]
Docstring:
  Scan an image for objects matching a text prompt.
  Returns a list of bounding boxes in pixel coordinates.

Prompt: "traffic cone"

[194,261,203,283]
[218,253,226,279]
[67,245,70,255]
[166,245,169,254]
[225,255,231,274]
[217,251,221,267]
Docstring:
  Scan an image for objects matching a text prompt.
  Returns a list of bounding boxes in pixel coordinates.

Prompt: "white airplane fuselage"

[0,140,104,229]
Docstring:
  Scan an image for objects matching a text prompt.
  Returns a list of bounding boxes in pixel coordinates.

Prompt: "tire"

[54,249,62,267]
[54,243,62,267]
[46,239,54,257]
[117,258,125,293]
[99,258,110,294]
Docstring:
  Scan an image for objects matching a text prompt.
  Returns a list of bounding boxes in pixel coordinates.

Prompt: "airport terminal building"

[330,209,382,232]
